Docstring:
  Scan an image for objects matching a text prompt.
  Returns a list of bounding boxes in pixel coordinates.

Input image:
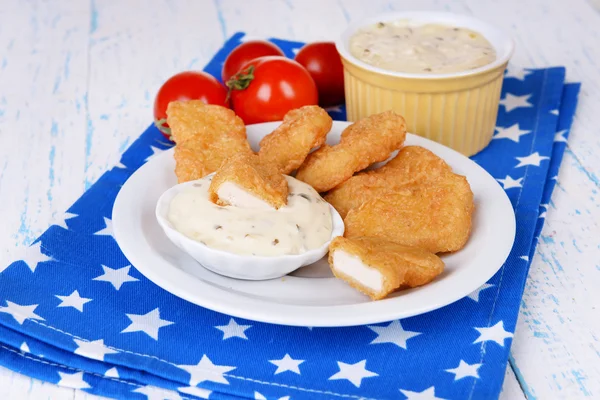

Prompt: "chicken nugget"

[325,146,453,218]
[328,236,444,300]
[344,178,474,253]
[296,111,406,192]
[166,100,247,144]
[257,106,333,174]
[167,100,253,182]
[209,153,288,209]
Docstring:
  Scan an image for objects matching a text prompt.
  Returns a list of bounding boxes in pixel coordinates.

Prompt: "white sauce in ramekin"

[349,21,496,74]
[167,175,332,256]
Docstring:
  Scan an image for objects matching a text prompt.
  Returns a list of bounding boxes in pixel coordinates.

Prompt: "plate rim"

[112,121,516,327]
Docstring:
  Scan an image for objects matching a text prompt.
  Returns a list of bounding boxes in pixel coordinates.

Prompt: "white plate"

[113,121,516,327]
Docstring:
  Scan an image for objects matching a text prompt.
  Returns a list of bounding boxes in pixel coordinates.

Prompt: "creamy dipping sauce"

[349,21,496,74]
[167,176,332,256]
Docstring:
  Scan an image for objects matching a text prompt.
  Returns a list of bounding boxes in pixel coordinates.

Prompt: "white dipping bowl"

[155,179,345,281]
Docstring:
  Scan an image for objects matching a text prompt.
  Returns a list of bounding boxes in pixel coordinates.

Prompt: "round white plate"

[113,121,516,327]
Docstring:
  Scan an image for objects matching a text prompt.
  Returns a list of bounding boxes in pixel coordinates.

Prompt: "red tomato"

[294,42,345,107]
[227,56,318,124]
[153,71,228,140]
[221,40,285,84]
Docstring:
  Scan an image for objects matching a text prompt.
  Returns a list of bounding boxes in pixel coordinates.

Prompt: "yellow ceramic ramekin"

[336,12,515,156]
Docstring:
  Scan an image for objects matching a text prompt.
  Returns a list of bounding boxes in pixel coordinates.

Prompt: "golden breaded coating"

[328,236,444,300]
[208,153,288,209]
[325,146,453,218]
[257,106,332,174]
[167,100,253,183]
[344,178,474,253]
[166,100,247,144]
[296,111,406,192]
[173,134,253,183]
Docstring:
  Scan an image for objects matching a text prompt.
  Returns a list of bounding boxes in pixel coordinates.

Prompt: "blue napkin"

[0,33,580,400]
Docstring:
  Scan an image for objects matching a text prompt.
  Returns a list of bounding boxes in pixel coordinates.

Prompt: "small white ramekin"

[155,179,345,281]
[336,11,515,156]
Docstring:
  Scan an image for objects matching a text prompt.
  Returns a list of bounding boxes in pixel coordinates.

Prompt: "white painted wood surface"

[0,0,598,398]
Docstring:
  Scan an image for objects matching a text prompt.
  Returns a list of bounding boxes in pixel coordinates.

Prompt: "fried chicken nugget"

[328,236,444,300]
[208,153,288,209]
[257,106,333,174]
[166,100,247,144]
[167,100,253,182]
[344,177,474,253]
[325,146,453,218]
[295,111,407,192]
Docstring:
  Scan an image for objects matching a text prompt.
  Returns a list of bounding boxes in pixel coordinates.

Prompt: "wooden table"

[1,0,598,398]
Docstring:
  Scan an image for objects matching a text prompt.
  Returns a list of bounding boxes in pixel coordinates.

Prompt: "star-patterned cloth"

[0,33,581,400]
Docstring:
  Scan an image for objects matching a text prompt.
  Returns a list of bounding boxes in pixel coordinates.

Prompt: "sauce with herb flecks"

[349,21,496,74]
[167,176,332,256]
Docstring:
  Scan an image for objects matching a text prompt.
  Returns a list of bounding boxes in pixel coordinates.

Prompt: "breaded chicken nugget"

[167,100,253,182]
[325,146,453,218]
[257,106,332,174]
[344,178,474,253]
[209,153,288,209]
[296,111,406,192]
[166,100,247,144]
[328,236,444,300]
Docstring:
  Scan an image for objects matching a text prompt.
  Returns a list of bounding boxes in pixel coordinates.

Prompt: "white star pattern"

[145,145,163,162]
[400,386,446,399]
[520,256,530,261]
[52,212,78,230]
[178,386,212,399]
[255,392,290,400]
[493,124,531,143]
[56,290,92,312]
[132,385,182,400]
[291,48,300,55]
[0,301,44,325]
[497,175,523,190]
[504,65,531,81]
[20,242,52,272]
[539,204,549,219]
[515,152,550,168]
[104,367,119,378]
[445,360,482,380]
[328,360,378,388]
[215,318,252,340]
[20,342,30,353]
[269,354,304,375]
[57,371,91,390]
[367,320,421,349]
[92,265,139,290]
[73,339,118,361]
[499,93,533,112]
[93,217,114,237]
[121,308,173,340]
[550,109,559,115]
[178,355,236,385]
[467,283,495,302]
[554,129,568,142]
[473,321,513,347]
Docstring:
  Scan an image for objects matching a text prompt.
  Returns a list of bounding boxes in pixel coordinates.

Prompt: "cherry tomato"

[294,42,345,107]
[227,56,318,125]
[153,71,228,140]
[221,40,285,84]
